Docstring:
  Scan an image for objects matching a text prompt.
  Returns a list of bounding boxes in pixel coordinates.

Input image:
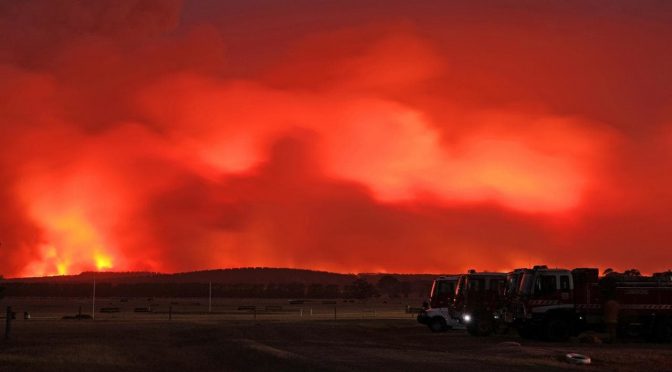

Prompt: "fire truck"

[416,275,464,332]
[505,268,528,298]
[453,271,507,336]
[505,266,672,342]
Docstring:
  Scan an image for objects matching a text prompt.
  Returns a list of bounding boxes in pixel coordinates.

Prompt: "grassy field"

[0,297,417,321]
[0,298,671,371]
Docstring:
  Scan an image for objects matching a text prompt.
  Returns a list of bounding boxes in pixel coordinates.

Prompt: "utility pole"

[92,279,96,320]
[5,306,11,340]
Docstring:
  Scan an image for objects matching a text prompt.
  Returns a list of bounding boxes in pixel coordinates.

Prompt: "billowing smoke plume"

[1,0,672,277]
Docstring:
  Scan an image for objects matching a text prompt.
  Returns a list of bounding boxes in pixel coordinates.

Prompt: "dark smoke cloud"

[1,0,672,277]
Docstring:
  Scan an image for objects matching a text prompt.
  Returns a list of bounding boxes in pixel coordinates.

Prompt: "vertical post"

[299,308,303,318]
[92,279,96,320]
[5,306,11,340]
[169,305,172,321]
[310,307,313,317]
[208,282,212,313]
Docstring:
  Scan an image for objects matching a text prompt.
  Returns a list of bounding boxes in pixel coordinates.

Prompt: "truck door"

[489,278,506,310]
[465,277,485,311]
[558,274,573,303]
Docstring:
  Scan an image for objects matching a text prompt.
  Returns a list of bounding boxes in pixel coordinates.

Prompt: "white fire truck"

[417,272,507,334]
[416,275,465,332]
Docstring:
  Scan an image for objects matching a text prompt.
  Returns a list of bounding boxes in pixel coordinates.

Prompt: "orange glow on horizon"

[19,212,118,277]
[18,176,122,276]
[95,254,113,271]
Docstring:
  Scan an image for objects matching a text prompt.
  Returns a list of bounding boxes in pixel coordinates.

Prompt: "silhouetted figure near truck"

[604,295,620,343]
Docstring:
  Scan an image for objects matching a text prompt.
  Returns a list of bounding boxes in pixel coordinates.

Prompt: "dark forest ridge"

[3,267,444,285]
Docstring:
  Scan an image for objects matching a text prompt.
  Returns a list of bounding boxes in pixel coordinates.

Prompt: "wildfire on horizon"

[1,0,672,277]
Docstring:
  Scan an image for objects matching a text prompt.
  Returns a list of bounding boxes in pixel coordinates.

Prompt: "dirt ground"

[0,316,671,372]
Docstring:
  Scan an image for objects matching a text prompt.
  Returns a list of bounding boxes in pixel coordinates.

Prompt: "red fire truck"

[453,271,507,336]
[505,268,527,299]
[417,275,464,332]
[505,266,672,342]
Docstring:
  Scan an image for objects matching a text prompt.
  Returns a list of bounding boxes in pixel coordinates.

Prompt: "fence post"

[208,282,212,314]
[5,306,11,340]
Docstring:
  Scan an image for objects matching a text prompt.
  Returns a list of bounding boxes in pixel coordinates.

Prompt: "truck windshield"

[534,275,557,296]
[431,280,455,299]
[519,273,534,295]
[506,274,519,296]
[455,276,465,297]
[465,277,484,297]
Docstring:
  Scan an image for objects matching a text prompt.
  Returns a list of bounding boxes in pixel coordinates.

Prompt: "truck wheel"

[518,326,536,339]
[494,323,510,335]
[545,318,571,342]
[467,317,494,336]
[429,317,447,333]
[652,319,672,342]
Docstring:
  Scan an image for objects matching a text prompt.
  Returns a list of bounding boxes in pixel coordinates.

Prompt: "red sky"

[1,0,671,277]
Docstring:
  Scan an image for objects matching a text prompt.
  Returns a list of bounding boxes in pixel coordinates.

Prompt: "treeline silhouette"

[9,268,356,284]
[1,268,439,299]
[3,282,341,298]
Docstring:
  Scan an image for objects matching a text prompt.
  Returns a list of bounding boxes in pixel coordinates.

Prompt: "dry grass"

[0,298,670,371]
[0,297,417,321]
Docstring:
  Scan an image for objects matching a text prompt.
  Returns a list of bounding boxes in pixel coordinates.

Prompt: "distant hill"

[359,273,453,283]
[1,268,445,298]
[6,268,449,285]
[6,267,358,285]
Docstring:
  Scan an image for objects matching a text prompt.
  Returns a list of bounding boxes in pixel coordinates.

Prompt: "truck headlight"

[462,314,472,323]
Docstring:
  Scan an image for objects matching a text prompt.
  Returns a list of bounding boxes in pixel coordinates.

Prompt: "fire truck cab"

[505,268,528,298]
[417,275,465,332]
[506,266,672,342]
[454,271,507,336]
[505,266,578,340]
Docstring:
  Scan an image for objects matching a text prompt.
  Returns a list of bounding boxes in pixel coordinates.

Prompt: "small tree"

[624,268,641,276]
[345,278,377,300]
[399,281,412,298]
[377,275,401,298]
[306,283,324,298]
[657,270,672,281]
